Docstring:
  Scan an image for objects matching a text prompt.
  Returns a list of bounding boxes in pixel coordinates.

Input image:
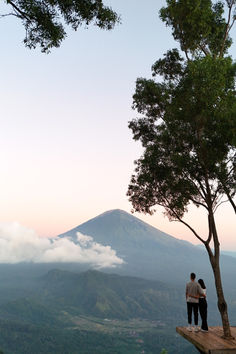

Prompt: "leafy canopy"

[128,0,236,241]
[129,54,236,222]
[2,0,119,52]
[160,0,234,57]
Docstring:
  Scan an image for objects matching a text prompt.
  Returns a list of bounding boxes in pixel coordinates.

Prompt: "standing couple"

[186,272,208,332]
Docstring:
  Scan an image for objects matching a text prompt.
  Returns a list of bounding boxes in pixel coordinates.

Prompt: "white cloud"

[0,223,124,268]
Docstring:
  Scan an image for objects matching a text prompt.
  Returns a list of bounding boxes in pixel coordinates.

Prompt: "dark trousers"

[199,298,208,330]
[187,302,198,325]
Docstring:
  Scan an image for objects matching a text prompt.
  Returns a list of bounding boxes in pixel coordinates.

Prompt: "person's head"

[198,279,206,289]
[190,272,196,281]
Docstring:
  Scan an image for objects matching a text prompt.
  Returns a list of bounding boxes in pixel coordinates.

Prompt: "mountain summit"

[59,209,192,250]
[58,209,213,282]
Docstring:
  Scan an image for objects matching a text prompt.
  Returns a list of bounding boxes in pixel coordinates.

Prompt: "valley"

[0,210,234,353]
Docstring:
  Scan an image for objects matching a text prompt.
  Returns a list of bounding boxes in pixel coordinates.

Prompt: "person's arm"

[198,284,206,297]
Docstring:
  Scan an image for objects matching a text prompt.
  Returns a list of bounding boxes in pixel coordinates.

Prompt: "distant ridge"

[39,269,185,320]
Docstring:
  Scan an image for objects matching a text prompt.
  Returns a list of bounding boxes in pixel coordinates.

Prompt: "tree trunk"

[210,257,232,338]
[207,209,233,338]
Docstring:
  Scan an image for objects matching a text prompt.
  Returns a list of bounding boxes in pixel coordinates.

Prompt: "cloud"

[0,223,124,268]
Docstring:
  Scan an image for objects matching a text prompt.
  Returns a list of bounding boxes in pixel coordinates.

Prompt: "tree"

[161,349,168,354]
[1,0,119,52]
[127,0,236,338]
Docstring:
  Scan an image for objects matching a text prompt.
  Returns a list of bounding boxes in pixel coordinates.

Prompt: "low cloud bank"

[0,223,124,268]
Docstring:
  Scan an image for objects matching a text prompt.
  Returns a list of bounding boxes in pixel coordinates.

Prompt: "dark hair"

[198,279,206,289]
[190,273,196,280]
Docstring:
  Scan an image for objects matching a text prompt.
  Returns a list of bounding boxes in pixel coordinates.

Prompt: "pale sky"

[0,0,235,250]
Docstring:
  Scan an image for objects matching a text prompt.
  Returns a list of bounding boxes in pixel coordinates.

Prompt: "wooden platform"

[176,326,236,353]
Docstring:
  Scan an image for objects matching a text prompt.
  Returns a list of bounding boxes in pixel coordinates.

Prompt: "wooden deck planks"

[176,326,236,353]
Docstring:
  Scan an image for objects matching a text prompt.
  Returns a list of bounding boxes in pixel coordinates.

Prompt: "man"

[186,272,205,332]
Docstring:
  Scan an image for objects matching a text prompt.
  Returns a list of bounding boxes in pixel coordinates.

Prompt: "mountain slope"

[58,209,236,291]
[58,210,211,283]
[39,269,185,320]
[60,209,193,250]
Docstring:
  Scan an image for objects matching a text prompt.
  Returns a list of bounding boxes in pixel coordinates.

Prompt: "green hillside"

[0,316,196,354]
[0,269,198,353]
[0,298,59,327]
[39,269,186,321]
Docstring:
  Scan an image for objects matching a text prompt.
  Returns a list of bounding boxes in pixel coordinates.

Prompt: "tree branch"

[199,43,210,56]
[0,12,15,18]
[219,1,234,57]
[218,176,236,214]
[196,178,208,200]
[168,207,206,244]
[189,196,208,210]
[6,0,32,22]
[204,241,214,261]
[182,171,207,201]
[184,50,190,61]
[214,199,230,213]
[224,189,236,213]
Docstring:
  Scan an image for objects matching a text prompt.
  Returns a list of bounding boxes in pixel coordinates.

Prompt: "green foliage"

[0,266,199,354]
[39,269,185,320]
[128,0,236,221]
[128,54,236,219]
[0,315,196,354]
[3,0,120,52]
[0,319,142,354]
[160,0,232,56]
[0,267,233,353]
[0,298,60,327]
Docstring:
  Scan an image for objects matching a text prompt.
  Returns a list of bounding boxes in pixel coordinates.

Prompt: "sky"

[0,0,235,254]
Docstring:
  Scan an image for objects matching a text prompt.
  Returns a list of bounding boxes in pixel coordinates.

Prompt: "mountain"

[39,269,185,321]
[222,251,236,258]
[59,209,193,251]
[58,210,218,285]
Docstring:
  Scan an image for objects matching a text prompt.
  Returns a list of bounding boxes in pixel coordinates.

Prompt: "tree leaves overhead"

[3,0,120,52]
[128,54,236,220]
[152,49,185,82]
[128,1,236,220]
[160,0,232,57]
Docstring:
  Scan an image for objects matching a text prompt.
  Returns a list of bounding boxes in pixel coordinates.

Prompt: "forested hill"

[39,269,185,320]
[0,268,232,353]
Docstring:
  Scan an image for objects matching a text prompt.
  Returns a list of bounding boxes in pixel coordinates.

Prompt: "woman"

[198,279,208,332]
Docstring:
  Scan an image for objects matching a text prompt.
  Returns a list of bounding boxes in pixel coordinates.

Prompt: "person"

[186,272,204,332]
[198,279,208,332]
